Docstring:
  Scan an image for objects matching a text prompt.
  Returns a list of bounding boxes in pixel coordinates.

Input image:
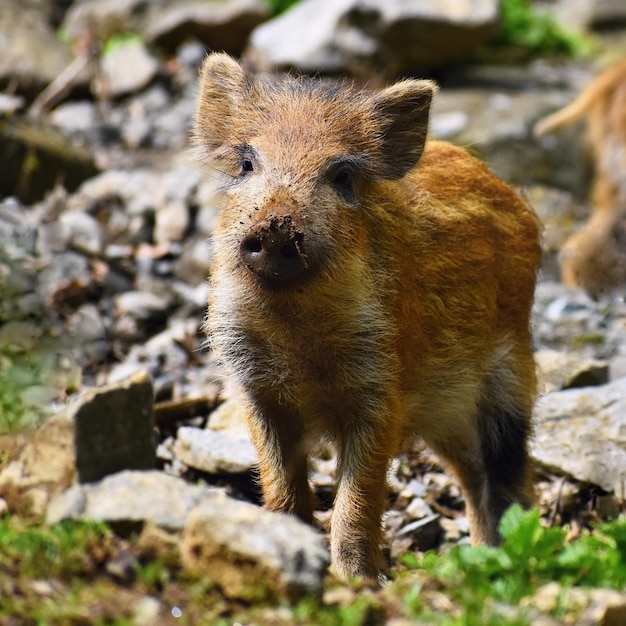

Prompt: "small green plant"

[262,0,301,15]
[102,32,143,56]
[400,505,626,624]
[498,0,591,57]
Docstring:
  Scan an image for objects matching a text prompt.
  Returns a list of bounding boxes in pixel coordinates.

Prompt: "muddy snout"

[239,215,311,287]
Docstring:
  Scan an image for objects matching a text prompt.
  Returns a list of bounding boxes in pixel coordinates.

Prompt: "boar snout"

[239,214,311,287]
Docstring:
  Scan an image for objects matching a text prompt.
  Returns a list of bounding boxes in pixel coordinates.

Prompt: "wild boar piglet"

[194,53,541,580]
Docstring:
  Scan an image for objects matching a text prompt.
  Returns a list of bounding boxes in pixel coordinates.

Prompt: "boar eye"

[234,144,257,177]
[329,163,356,199]
[333,168,352,188]
[241,159,254,174]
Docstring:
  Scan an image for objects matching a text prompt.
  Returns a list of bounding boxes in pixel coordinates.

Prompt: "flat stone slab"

[532,377,626,494]
[46,469,224,529]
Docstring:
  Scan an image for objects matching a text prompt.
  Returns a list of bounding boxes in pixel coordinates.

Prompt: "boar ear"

[193,53,248,155]
[370,79,437,179]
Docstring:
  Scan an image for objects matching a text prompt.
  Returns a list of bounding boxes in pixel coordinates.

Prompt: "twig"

[29,44,99,119]
[154,396,218,428]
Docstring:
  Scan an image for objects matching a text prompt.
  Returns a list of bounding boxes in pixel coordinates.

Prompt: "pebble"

[101,39,160,98]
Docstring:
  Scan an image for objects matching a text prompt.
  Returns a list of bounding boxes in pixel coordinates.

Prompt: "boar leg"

[433,390,534,545]
[331,419,398,580]
[245,400,314,523]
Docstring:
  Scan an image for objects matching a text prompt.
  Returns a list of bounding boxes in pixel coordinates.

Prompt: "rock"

[114,290,172,321]
[100,39,160,98]
[207,397,248,433]
[532,377,626,493]
[172,236,213,285]
[537,0,626,29]
[147,0,271,55]
[59,210,106,255]
[535,349,609,393]
[0,117,99,204]
[107,318,198,384]
[47,469,223,528]
[0,371,157,509]
[0,94,25,115]
[181,497,329,601]
[154,199,189,244]
[51,101,100,136]
[405,497,435,520]
[174,425,258,474]
[62,0,166,43]
[66,304,108,345]
[395,514,441,551]
[71,370,156,483]
[247,0,498,76]
[591,0,626,25]
[0,0,73,95]
[399,479,428,499]
[0,411,75,514]
[37,251,93,310]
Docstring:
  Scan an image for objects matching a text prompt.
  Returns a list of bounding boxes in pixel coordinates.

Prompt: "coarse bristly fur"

[534,59,626,298]
[193,53,541,581]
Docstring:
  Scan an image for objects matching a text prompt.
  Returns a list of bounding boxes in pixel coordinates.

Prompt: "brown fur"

[534,59,626,297]
[194,53,541,580]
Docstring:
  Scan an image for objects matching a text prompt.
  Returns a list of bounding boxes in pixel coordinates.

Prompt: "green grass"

[2,504,625,624]
[0,517,112,580]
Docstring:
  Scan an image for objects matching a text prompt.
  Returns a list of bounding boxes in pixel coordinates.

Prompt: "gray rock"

[59,210,106,255]
[591,0,626,25]
[405,497,434,520]
[114,290,171,320]
[0,94,25,115]
[535,349,609,393]
[0,0,73,94]
[100,39,160,98]
[181,497,329,600]
[154,199,190,244]
[51,102,99,135]
[107,318,200,385]
[66,304,108,345]
[47,469,223,529]
[62,0,167,43]
[174,425,258,474]
[536,0,626,29]
[71,370,156,483]
[172,237,213,286]
[247,0,498,76]
[147,0,271,55]
[37,251,92,310]
[399,479,428,499]
[533,377,626,493]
